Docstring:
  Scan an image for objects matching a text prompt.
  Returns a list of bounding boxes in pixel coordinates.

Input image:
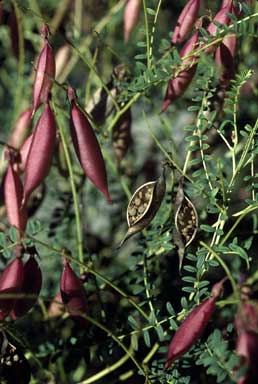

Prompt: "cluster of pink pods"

[163,0,238,111]
[1,23,111,322]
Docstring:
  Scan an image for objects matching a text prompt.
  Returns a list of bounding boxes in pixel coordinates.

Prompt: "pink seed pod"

[8,108,33,150]
[171,0,201,45]
[0,257,24,320]
[22,102,57,206]
[124,0,141,42]
[206,2,233,54]
[32,24,55,114]
[165,278,226,369]
[215,34,237,88]
[236,331,258,383]
[60,261,88,323]
[12,255,42,318]
[162,31,199,112]
[235,301,258,335]
[68,87,112,204]
[4,163,28,233]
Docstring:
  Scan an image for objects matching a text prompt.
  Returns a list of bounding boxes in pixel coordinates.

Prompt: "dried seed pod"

[165,278,226,369]
[8,108,33,150]
[60,260,88,324]
[4,162,28,234]
[68,87,112,204]
[32,24,55,114]
[0,257,24,320]
[124,0,141,42]
[171,0,201,45]
[22,101,57,206]
[162,31,199,112]
[12,254,42,318]
[0,332,31,384]
[112,108,132,162]
[173,179,198,271]
[118,169,166,248]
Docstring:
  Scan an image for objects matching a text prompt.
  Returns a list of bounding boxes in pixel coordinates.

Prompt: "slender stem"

[53,105,84,269]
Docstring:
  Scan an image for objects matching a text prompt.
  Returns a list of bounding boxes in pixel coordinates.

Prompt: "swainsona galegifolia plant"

[68,86,112,204]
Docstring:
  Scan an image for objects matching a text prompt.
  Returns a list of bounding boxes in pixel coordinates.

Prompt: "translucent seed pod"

[117,168,166,248]
[173,179,198,271]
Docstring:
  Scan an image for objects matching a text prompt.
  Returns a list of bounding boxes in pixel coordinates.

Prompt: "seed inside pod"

[173,179,198,271]
[175,195,198,247]
[117,169,166,248]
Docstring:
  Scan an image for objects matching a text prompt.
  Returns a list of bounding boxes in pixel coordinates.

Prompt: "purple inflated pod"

[8,108,33,150]
[171,0,201,45]
[0,257,24,320]
[124,0,141,42]
[22,102,56,206]
[12,255,42,318]
[60,260,88,323]
[32,24,55,114]
[162,31,199,112]
[4,162,28,234]
[215,34,237,88]
[68,87,112,204]
[206,2,233,54]
[165,278,226,369]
